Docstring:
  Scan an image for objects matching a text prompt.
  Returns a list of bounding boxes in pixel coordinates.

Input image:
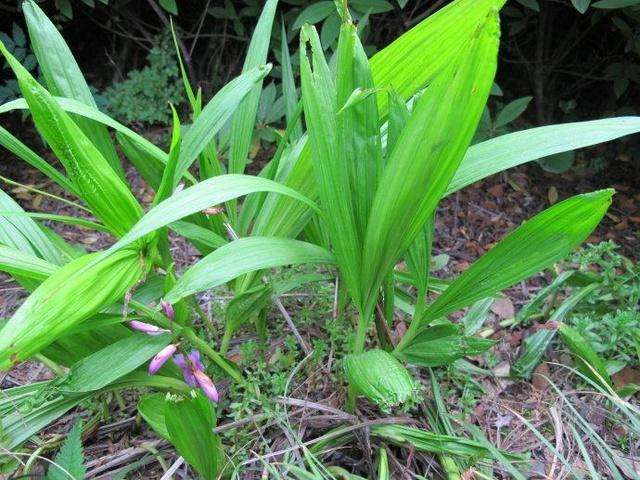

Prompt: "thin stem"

[182,328,243,383]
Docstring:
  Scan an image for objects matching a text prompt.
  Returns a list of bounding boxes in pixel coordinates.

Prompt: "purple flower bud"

[129,320,170,336]
[194,369,219,403]
[160,300,174,321]
[173,353,197,386]
[187,350,204,372]
[148,344,177,375]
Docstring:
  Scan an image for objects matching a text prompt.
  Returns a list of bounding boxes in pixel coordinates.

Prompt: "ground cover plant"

[0,0,639,477]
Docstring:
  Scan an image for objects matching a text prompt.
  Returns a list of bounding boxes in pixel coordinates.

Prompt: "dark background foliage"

[1,0,639,167]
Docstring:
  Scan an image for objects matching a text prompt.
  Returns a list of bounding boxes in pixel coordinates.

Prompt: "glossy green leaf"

[228,0,277,178]
[174,64,272,185]
[165,391,222,480]
[0,126,76,194]
[360,8,500,317]
[138,393,170,440]
[344,349,416,411]
[448,117,640,195]
[166,237,334,302]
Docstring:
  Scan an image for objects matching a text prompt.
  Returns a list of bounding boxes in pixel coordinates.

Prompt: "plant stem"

[181,327,243,383]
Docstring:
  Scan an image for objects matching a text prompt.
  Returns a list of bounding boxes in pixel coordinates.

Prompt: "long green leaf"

[228,0,278,177]
[448,117,640,195]
[23,0,124,179]
[0,244,58,281]
[0,126,77,194]
[166,236,335,303]
[108,174,318,255]
[413,190,613,329]
[60,334,172,393]
[174,64,272,185]
[0,249,146,370]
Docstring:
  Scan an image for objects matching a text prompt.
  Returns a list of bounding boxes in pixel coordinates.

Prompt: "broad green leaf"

[0,249,146,370]
[495,96,532,128]
[515,0,540,10]
[0,43,143,238]
[559,323,613,389]
[228,0,278,178]
[174,64,272,185]
[0,244,58,281]
[394,323,494,367]
[361,8,500,317]
[538,151,575,174]
[60,334,172,393]
[153,106,181,206]
[166,237,335,303]
[343,349,416,411]
[108,174,318,255]
[0,97,171,186]
[22,0,124,178]
[592,0,640,7]
[378,448,390,480]
[165,391,222,480]
[413,190,613,328]
[138,393,170,440]
[0,126,77,194]
[370,0,506,114]
[449,118,640,195]
[45,421,86,480]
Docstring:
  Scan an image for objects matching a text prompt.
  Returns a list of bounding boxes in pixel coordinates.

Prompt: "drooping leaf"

[344,349,416,411]
[0,249,146,370]
[293,1,335,29]
[166,237,334,303]
[165,391,222,480]
[107,175,318,255]
[0,244,58,281]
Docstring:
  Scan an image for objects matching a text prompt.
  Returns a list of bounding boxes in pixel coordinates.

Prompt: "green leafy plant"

[1,0,640,477]
[104,33,184,125]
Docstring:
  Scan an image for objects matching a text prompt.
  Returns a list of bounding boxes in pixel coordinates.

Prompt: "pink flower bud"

[129,320,170,336]
[148,344,177,375]
[160,300,174,321]
[194,369,219,403]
